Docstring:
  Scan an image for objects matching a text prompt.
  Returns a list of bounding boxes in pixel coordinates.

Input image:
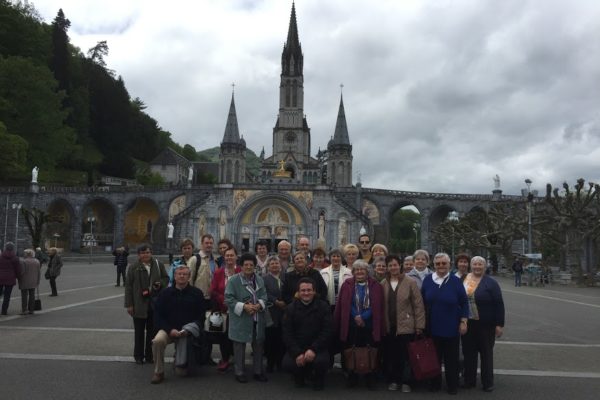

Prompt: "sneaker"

[217,360,230,372]
[388,383,398,391]
[401,384,412,393]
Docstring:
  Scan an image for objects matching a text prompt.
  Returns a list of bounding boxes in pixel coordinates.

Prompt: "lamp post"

[525,179,533,254]
[12,203,22,254]
[447,211,459,265]
[87,213,95,264]
[413,222,420,252]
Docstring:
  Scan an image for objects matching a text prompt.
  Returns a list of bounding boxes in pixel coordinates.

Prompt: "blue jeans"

[1,284,14,314]
[514,272,522,287]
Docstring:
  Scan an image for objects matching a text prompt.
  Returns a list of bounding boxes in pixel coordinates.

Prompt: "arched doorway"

[388,203,422,256]
[45,199,73,250]
[123,198,160,248]
[81,199,116,251]
[234,193,309,253]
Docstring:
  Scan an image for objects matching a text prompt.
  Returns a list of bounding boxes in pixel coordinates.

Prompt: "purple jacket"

[0,250,20,286]
[334,277,384,343]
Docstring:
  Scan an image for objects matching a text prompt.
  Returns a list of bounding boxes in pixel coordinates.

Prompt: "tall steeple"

[219,89,246,184]
[222,92,240,143]
[327,91,353,187]
[282,2,303,76]
[332,94,350,145]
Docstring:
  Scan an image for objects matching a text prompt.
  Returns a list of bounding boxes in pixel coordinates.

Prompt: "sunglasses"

[359,240,370,244]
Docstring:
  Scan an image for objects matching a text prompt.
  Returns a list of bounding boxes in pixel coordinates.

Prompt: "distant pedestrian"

[113,246,129,287]
[0,242,20,315]
[512,259,523,287]
[45,247,63,296]
[18,249,41,315]
[35,247,48,268]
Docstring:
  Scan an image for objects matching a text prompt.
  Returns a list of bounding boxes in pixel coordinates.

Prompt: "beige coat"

[382,275,426,335]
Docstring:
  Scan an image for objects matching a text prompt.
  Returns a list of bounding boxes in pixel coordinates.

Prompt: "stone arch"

[232,191,311,252]
[45,198,75,251]
[81,197,117,249]
[386,200,423,254]
[123,197,161,248]
[428,204,459,254]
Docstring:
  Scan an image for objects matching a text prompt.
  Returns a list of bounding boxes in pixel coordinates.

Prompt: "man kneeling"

[151,265,206,384]
[282,278,333,390]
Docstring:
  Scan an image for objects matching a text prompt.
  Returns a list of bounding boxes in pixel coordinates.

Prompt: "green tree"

[182,144,198,161]
[50,8,71,93]
[0,56,75,174]
[0,121,28,180]
[389,208,421,254]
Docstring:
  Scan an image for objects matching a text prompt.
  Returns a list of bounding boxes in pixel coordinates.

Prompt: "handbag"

[204,311,227,333]
[408,336,441,380]
[343,346,378,374]
[34,288,42,311]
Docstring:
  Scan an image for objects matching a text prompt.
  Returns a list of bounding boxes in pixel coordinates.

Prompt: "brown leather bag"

[343,346,378,374]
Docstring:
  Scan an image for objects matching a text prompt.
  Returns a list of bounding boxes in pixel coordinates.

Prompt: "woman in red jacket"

[210,246,241,372]
[333,259,384,390]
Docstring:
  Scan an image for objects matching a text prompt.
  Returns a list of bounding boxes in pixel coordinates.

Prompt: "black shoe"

[294,375,306,388]
[447,388,458,395]
[235,375,248,383]
[135,358,144,365]
[253,374,268,382]
[145,358,154,364]
[207,358,217,366]
[49,294,57,297]
[461,383,475,389]
[115,284,120,287]
[483,386,494,392]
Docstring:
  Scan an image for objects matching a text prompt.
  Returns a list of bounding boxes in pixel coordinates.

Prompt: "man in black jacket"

[150,265,206,384]
[282,277,333,390]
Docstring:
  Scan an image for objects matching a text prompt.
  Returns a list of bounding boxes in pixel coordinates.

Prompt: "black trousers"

[133,309,154,361]
[283,350,330,382]
[383,333,413,384]
[462,319,496,389]
[265,325,284,369]
[0,284,14,314]
[49,277,58,296]
[21,288,35,313]
[116,266,126,286]
[431,336,460,392]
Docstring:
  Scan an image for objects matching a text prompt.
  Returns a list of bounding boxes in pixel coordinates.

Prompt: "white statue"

[166,222,174,240]
[339,218,348,246]
[199,213,206,236]
[493,174,501,189]
[31,166,39,183]
[318,214,325,239]
[219,208,227,240]
[188,165,194,182]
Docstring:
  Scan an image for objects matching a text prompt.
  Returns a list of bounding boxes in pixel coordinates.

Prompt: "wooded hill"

[0,1,198,185]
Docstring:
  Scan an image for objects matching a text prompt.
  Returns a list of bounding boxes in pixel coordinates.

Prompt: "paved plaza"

[1,260,600,399]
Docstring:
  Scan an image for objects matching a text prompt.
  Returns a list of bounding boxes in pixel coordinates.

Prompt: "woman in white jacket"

[320,249,353,310]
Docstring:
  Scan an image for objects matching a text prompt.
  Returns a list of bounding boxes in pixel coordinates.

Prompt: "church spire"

[332,94,350,145]
[282,2,303,76]
[222,91,240,144]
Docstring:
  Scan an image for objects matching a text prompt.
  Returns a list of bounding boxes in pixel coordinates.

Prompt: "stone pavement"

[1,261,599,399]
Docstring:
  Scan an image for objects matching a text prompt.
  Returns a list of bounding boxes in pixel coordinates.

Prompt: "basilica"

[2,3,503,256]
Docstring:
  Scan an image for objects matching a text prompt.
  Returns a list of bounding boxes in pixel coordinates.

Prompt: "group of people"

[123,233,505,394]
[0,242,63,315]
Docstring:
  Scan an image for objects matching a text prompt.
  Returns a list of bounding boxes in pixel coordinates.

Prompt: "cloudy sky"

[32,0,600,196]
